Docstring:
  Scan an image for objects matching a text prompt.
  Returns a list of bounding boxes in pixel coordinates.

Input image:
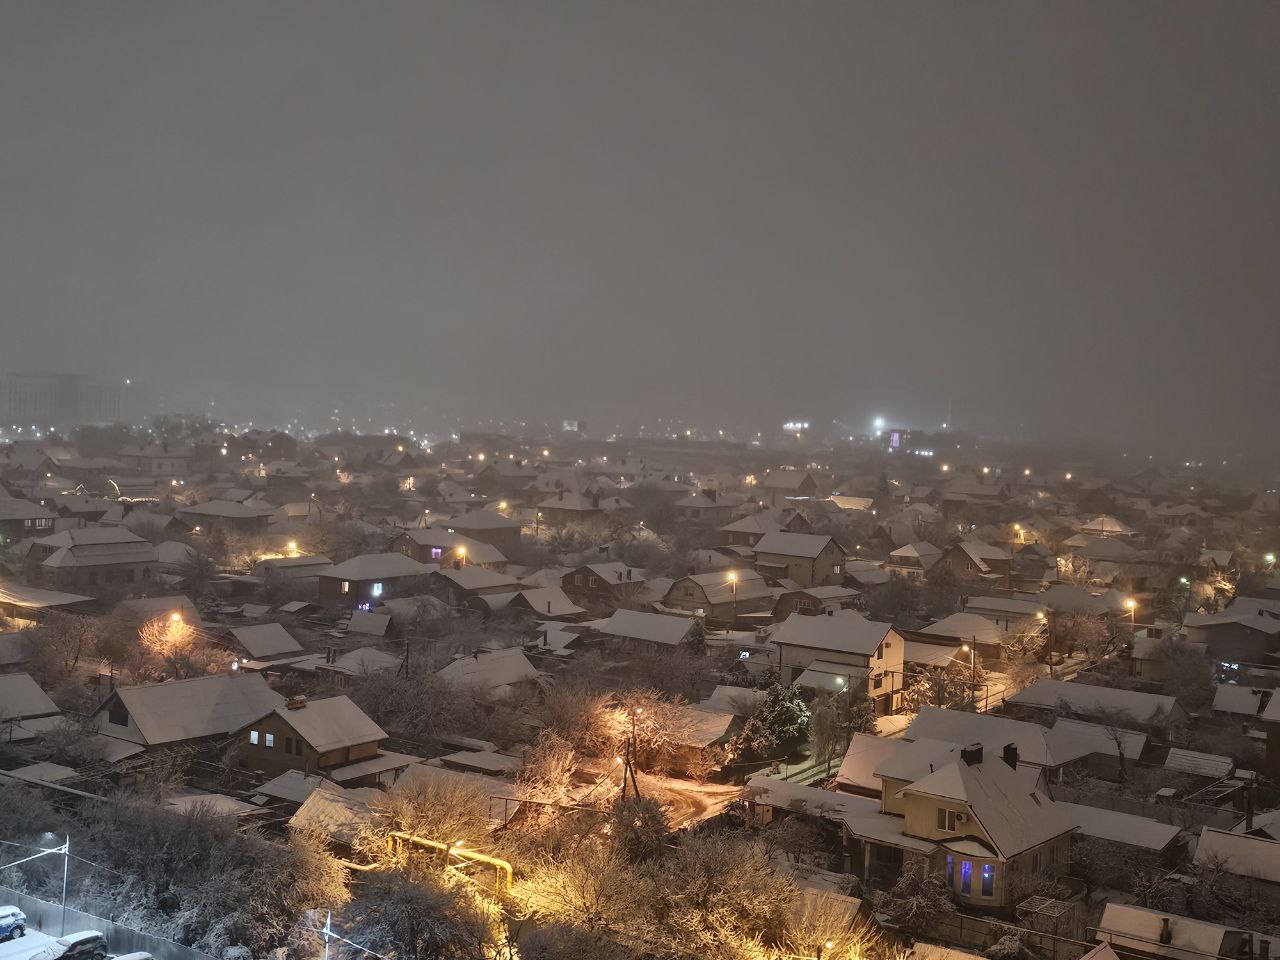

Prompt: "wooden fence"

[927,912,1094,960]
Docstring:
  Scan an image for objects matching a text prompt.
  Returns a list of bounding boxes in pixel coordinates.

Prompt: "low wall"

[0,885,214,960]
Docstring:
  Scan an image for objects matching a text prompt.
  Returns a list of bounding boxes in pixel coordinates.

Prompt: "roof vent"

[286,696,307,710]
[1159,918,1172,945]
[961,744,983,766]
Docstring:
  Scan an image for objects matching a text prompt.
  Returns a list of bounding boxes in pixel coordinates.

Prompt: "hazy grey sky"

[3,2,1277,447]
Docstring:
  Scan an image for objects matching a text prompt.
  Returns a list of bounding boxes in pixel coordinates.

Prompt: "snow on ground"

[0,930,55,960]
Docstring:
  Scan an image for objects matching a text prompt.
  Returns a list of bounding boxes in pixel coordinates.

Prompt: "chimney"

[827,608,834,617]
[1003,743,1019,770]
[592,493,600,509]
[547,600,552,613]
[286,696,307,710]
[961,743,983,766]
[325,645,336,664]
[1159,919,1172,945]
[627,568,632,580]
[706,490,717,502]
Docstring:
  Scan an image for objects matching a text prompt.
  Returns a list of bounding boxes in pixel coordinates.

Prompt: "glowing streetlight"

[982,466,991,475]
[1023,467,1032,477]
[169,612,182,623]
[1266,552,1277,566]
[1065,472,1073,481]
[287,540,298,554]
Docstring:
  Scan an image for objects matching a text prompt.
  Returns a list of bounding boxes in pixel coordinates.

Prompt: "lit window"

[264,733,275,748]
[249,730,259,745]
[372,582,383,597]
[341,581,350,594]
[981,864,994,897]
[960,860,972,894]
[431,547,443,560]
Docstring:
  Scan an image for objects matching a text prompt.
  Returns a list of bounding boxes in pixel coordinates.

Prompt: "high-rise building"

[0,372,122,427]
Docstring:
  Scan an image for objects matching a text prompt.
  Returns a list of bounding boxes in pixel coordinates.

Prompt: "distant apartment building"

[1,371,121,427]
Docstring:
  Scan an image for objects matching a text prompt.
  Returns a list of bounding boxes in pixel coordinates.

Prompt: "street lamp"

[1265,552,1276,567]
[727,571,738,625]
[961,643,977,705]
[456,545,466,568]
[1124,597,1137,623]
[817,940,836,960]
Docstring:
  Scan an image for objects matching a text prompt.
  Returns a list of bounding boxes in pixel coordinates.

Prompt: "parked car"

[115,953,154,960]
[0,905,27,940]
[29,931,108,960]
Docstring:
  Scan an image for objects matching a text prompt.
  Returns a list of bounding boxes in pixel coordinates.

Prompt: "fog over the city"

[2,2,1277,450]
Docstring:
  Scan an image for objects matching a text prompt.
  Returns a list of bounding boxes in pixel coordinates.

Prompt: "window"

[249,730,260,745]
[264,733,275,748]
[574,574,584,586]
[1031,852,1041,872]
[431,547,443,560]
[960,860,972,894]
[285,736,294,754]
[946,855,955,887]
[981,864,994,897]
[936,808,957,832]
[873,675,883,690]
[833,563,842,574]
[372,582,383,597]
[341,580,350,594]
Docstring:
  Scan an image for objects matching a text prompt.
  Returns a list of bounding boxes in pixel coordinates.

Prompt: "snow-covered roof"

[265,696,385,752]
[594,608,694,646]
[670,570,771,604]
[902,754,1075,858]
[0,673,59,720]
[324,552,432,581]
[1097,904,1259,960]
[1008,679,1180,725]
[1195,828,1280,884]
[432,566,521,592]
[1164,748,1233,779]
[770,610,891,657]
[754,532,837,559]
[257,769,327,804]
[348,610,392,637]
[289,784,380,844]
[437,647,540,693]
[103,673,285,746]
[229,623,303,659]
[701,685,767,716]
[904,707,1146,768]
[747,775,937,853]
[0,581,93,610]
[1055,801,1180,851]
[918,613,1008,647]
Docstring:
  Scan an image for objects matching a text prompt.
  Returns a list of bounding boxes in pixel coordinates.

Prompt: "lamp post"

[961,642,977,707]
[727,571,738,626]
[1179,576,1191,617]
[817,940,835,960]
[1124,597,1137,625]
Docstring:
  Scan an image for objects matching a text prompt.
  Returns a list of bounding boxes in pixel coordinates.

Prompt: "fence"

[928,912,1094,960]
[0,885,214,960]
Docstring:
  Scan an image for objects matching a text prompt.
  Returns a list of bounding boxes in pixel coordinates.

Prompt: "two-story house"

[117,442,194,476]
[391,527,508,571]
[26,527,159,591]
[760,470,818,509]
[661,570,773,625]
[753,532,846,588]
[0,498,56,546]
[318,553,433,608]
[561,563,648,608]
[936,540,1012,586]
[883,542,943,582]
[236,695,415,788]
[770,609,905,711]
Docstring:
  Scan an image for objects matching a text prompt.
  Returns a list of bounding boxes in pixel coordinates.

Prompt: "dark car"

[29,930,109,960]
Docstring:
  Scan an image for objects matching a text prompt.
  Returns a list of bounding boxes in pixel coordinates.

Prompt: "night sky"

[3,2,1277,448]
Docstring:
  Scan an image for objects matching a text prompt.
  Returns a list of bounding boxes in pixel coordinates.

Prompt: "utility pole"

[61,835,69,935]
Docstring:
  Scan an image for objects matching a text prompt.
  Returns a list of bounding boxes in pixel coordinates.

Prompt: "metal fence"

[0,885,214,960]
